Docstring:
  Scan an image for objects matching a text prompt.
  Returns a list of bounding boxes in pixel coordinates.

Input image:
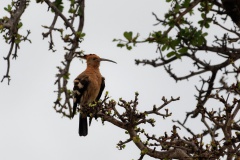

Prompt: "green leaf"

[14,39,21,44]
[170,39,180,49]
[189,10,194,16]
[105,91,109,96]
[4,5,12,12]
[204,22,210,28]
[162,45,168,51]
[53,0,64,12]
[182,0,191,8]
[117,43,125,48]
[76,32,85,38]
[17,22,23,29]
[68,8,75,13]
[167,51,176,58]
[198,36,205,45]
[80,32,85,38]
[178,47,188,54]
[123,31,133,41]
[63,73,70,80]
[202,32,208,37]
[167,51,181,59]
[175,53,181,59]
[126,44,132,50]
[14,34,22,44]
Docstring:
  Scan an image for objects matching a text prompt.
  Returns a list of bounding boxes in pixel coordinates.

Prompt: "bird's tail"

[79,114,88,136]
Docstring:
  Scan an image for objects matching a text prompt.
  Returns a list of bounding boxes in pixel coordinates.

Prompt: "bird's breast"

[80,72,102,105]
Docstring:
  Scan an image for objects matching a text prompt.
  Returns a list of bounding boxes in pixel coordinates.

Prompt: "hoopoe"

[72,54,116,136]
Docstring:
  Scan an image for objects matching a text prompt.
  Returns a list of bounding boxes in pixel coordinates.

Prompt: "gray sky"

[0,1,210,160]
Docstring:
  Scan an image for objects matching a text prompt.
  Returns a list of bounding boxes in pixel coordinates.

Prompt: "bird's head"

[80,54,117,68]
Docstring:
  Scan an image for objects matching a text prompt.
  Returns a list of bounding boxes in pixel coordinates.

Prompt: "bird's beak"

[100,58,117,64]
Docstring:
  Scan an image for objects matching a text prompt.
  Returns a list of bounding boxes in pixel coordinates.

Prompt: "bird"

[72,54,116,136]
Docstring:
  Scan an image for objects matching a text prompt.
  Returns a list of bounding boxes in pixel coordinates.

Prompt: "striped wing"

[72,76,89,118]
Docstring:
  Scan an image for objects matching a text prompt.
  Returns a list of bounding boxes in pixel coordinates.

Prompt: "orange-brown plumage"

[72,54,116,136]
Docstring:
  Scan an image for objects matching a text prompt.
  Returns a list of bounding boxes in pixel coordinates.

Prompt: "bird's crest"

[79,54,99,61]
[80,54,117,66]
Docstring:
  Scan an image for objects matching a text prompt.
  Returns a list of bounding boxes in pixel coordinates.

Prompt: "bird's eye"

[93,58,97,60]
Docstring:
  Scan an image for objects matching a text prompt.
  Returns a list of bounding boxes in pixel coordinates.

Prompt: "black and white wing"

[72,76,89,118]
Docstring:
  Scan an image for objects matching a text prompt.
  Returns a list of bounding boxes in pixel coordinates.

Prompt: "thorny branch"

[80,91,240,159]
[113,0,240,159]
[0,0,30,84]
[116,0,240,130]
[81,93,194,159]
[1,0,85,114]
[38,0,85,118]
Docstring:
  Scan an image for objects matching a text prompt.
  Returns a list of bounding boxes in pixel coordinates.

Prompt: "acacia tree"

[1,0,240,159]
